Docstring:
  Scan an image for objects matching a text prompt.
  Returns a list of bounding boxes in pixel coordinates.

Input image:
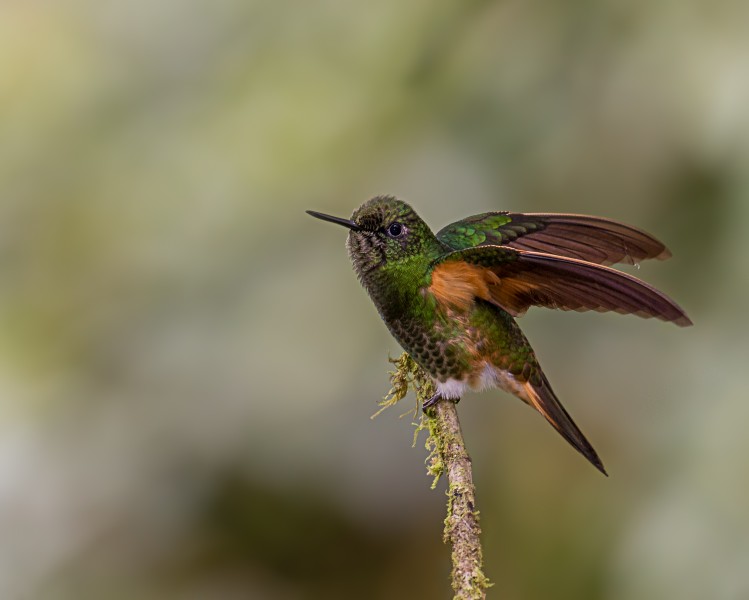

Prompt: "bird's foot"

[422,392,460,412]
[422,392,441,411]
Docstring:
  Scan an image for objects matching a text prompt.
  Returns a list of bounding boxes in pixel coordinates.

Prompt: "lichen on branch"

[376,352,492,599]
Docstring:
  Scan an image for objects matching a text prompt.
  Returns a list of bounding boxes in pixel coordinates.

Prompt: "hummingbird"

[307,196,691,475]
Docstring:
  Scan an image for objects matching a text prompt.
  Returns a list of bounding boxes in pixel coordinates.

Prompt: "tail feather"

[521,375,607,476]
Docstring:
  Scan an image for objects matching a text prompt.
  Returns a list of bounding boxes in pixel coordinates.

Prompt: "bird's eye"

[387,222,404,238]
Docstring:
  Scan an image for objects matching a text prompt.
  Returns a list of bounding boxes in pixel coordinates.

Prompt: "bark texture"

[382,353,491,599]
[428,398,490,599]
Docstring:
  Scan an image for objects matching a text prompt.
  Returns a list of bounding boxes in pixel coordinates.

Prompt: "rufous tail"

[521,374,607,475]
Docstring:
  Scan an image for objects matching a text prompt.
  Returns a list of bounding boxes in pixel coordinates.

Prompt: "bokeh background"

[1,1,748,599]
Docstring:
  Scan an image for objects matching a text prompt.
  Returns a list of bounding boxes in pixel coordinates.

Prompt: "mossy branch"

[378,353,491,599]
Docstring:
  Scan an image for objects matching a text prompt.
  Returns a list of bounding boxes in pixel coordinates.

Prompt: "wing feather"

[436,212,671,266]
[432,246,692,326]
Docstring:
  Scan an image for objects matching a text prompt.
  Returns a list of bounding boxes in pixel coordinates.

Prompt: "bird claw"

[422,392,460,412]
[422,392,441,412]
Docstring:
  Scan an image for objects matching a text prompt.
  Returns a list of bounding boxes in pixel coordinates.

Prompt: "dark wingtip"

[661,302,692,327]
[656,247,673,261]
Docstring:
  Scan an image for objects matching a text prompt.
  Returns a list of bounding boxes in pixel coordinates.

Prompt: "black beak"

[306,210,361,231]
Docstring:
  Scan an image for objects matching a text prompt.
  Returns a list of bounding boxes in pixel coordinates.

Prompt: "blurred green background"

[1,1,748,599]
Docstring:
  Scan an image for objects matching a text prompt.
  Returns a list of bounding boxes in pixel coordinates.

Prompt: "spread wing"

[436,212,671,266]
[429,246,692,326]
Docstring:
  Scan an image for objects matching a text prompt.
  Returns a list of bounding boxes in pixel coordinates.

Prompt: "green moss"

[444,483,493,598]
[371,353,420,419]
[374,353,446,486]
[422,410,445,489]
[377,352,492,599]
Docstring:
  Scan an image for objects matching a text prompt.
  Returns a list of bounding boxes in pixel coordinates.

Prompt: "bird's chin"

[346,231,386,277]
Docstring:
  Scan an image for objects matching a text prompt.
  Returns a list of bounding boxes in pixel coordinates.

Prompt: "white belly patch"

[435,363,526,400]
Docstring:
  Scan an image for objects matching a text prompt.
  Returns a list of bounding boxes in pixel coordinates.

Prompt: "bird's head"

[307,195,442,279]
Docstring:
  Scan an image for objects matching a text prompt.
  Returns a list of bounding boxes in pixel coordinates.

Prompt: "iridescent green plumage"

[307,196,691,475]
